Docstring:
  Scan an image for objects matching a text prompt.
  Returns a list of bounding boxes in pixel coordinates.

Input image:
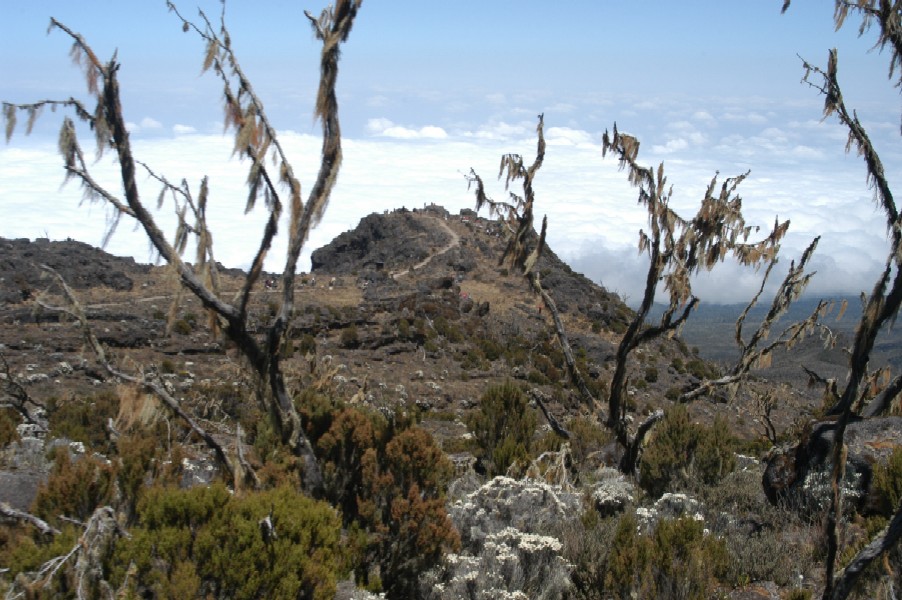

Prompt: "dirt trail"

[392,216,460,279]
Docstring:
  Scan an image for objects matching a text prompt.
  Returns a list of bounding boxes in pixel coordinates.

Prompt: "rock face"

[762,416,902,515]
[0,237,145,305]
[311,210,453,274]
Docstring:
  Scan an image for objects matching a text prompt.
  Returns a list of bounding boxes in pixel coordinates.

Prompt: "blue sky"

[2,1,900,303]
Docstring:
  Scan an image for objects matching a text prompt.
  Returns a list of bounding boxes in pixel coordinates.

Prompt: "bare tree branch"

[792,7,902,597]
[0,352,46,429]
[681,237,828,404]
[37,265,242,488]
[4,4,363,495]
[828,496,902,600]
[0,502,60,536]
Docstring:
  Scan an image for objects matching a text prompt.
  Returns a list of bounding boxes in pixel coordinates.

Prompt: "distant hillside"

[670,295,902,387]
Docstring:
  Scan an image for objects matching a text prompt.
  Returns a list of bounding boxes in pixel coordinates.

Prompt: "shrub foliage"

[467,381,538,477]
[639,405,736,497]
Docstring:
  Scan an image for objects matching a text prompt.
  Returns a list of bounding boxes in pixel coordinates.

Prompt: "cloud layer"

[1,104,898,305]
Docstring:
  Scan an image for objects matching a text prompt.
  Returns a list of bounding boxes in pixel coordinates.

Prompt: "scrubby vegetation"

[639,405,736,498]
[2,1,902,599]
[467,381,537,477]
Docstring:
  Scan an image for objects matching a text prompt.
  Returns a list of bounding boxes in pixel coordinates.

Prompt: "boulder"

[762,416,902,516]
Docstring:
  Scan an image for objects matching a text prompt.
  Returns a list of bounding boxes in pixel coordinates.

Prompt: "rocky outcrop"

[762,416,902,516]
[311,210,451,274]
[0,237,145,305]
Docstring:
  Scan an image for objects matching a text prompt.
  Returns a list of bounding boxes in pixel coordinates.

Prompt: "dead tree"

[2,0,362,495]
[3,505,125,599]
[783,2,902,598]
[468,115,792,474]
[679,236,835,405]
[598,126,794,473]
[467,114,593,439]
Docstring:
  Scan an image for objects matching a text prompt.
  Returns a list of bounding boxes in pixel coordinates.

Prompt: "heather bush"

[639,404,735,497]
[871,445,902,518]
[468,381,537,476]
[1,523,81,589]
[110,483,345,599]
[0,407,19,446]
[47,390,119,450]
[340,323,360,348]
[568,512,729,599]
[301,399,459,598]
[32,450,117,524]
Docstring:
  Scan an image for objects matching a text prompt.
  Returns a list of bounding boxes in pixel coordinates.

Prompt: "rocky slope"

[2,206,900,598]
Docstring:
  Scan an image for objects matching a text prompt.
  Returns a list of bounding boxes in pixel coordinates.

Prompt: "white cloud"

[462,121,531,141]
[125,116,164,134]
[723,111,768,124]
[1,112,898,304]
[692,110,716,124]
[547,102,576,114]
[545,126,595,147]
[418,126,448,139]
[173,124,197,135]
[651,138,689,154]
[366,94,390,108]
[365,118,393,135]
[140,117,163,130]
[366,118,447,139]
[790,145,824,159]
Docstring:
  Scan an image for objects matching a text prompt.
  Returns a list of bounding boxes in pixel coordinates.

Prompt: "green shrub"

[610,319,627,335]
[477,336,504,361]
[434,315,464,343]
[578,513,729,600]
[644,366,658,383]
[693,415,737,486]
[566,416,611,466]
[665,386,681,402]
[111,483,345,599]
[47,390,119,450]
[172,318,193,335]
[340,324,360,349]
[295,333,316,356]
[302,402,459,598]
[2,523,81,582]
[397,318,411,340]
[686,357,716,379]
[0,407,20,446]
[32,450,117,524]
[640,405,736,497]
[467,381,537,476]
[871,445,902,517]
[527,369,549,385]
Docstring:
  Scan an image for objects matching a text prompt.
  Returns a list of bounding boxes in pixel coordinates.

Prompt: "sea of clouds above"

[1,102,899,306]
